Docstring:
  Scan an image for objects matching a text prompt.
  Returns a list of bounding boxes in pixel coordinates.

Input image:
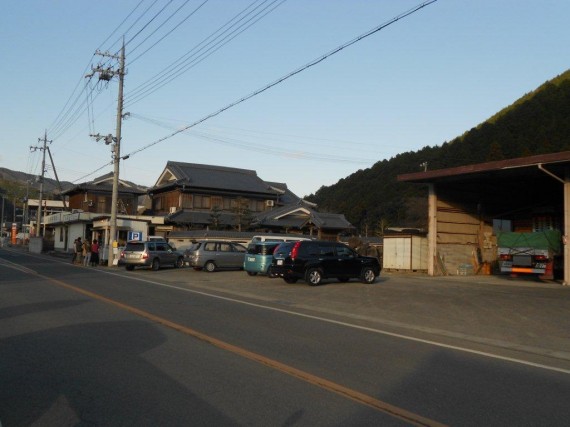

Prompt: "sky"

[1,0,569,198]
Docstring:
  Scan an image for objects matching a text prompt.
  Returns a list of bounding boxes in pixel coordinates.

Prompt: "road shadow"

[0,319,239,426]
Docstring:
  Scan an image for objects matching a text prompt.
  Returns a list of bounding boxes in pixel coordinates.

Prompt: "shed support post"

[428,184,437,276]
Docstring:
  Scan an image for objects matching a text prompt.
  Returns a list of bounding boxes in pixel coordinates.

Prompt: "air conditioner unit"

[266,200,275,207]
[169,206,177,213]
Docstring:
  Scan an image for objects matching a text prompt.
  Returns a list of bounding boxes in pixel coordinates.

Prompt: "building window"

[211,196,222,210]
[223,198,232,210]
[194,195,211,209]
[181,194,193,209]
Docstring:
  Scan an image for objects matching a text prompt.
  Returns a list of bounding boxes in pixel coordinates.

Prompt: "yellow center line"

[37,270,446,427]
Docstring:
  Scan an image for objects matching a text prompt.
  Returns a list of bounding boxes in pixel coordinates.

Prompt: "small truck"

[497,230,561,276]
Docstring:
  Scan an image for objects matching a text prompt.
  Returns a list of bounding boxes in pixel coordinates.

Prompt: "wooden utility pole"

[33,130,51,237]
[88,39,126,266]
[108,39,125,266]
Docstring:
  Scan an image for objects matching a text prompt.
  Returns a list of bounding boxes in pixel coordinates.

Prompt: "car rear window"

[247,243,279,255]
[186,243,200,252]
[273,242,295,257]
[125,242,145,251]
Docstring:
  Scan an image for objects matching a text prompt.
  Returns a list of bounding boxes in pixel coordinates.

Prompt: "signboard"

[128,231,143,241]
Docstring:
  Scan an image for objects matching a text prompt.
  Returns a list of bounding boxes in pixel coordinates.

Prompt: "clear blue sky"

[1,0,569,198]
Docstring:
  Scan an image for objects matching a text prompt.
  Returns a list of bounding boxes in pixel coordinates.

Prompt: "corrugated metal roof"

[398,151,570,183]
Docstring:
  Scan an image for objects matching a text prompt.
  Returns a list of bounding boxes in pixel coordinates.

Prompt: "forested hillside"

[0,168,71,224]
[306,70,570,234]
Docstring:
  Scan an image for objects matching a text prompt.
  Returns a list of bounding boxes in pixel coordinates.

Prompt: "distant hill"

[306,69,570,234]
[0,167,72,195]
[0,168,73,221]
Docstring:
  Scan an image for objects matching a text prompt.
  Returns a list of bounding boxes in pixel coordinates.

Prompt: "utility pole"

[46,146,68,210]
[31,130,51,237]
[88,39,126,267]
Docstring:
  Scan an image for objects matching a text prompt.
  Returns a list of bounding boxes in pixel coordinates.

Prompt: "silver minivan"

[185,240,247,272]
[120,240,184,271]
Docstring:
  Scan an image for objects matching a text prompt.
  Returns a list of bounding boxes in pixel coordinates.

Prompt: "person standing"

[90,239,100,267]
[74,237,83,265]
[83,239,91,266]
[72,238,78,263]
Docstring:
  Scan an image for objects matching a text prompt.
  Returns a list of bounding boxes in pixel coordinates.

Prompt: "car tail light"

[499,254,511,261]
[291,242,301,260]
[534,255,548,262]
[120,251,125,259]
[142,251,149,259]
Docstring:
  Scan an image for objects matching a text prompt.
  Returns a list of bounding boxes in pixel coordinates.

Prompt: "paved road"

[124,254,570,370]
[2,247,570,426]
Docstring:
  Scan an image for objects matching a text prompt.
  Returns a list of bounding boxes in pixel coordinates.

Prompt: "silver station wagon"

[184,240,247,272]
[120,240,184,271]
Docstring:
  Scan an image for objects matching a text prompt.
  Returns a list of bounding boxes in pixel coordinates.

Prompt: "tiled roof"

[61,173,146,195]
[253,203,353,231]
[152,161,277,196]
[264,181,303,205]
[165,209,236,226]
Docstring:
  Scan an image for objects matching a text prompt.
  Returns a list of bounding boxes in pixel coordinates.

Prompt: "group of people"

[72,237,100,266]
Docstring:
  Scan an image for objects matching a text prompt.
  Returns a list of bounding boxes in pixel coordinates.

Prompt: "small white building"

[382,228,428,272]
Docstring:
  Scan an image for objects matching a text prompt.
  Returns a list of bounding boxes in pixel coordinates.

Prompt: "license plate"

[128,254,138,259]
[277,259,283,265]
[248,257,255,262]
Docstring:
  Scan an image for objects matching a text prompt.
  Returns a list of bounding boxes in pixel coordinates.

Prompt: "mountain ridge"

[306,69,570,233]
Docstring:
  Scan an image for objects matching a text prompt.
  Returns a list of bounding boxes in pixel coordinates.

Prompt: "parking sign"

[128,231,142,241]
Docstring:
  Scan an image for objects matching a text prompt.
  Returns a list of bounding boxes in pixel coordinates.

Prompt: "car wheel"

[247,271,257,276]
[283,276,298,284]
[337,277,350,282]
[151,258,160,271]
[205,261,216,272]
[306,268,323,286]
[360,267,376,284]
[174,257,184,268]
[125,265,134,271]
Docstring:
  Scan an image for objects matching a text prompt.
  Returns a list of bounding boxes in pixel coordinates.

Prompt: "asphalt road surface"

[2,247,570,426]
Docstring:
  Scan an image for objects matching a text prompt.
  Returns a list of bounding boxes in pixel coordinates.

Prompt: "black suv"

[271,240,381,285]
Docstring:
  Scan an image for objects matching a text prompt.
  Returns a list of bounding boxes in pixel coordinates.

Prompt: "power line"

[99,0,147,51]
[124,0,438,159]
[130,112,385,153]
[129,113,374,163]
[128,0,205,62]
[125,0,175,48]
[47,0,150,141]
[125,0,283,106]
[75,0,437,182]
